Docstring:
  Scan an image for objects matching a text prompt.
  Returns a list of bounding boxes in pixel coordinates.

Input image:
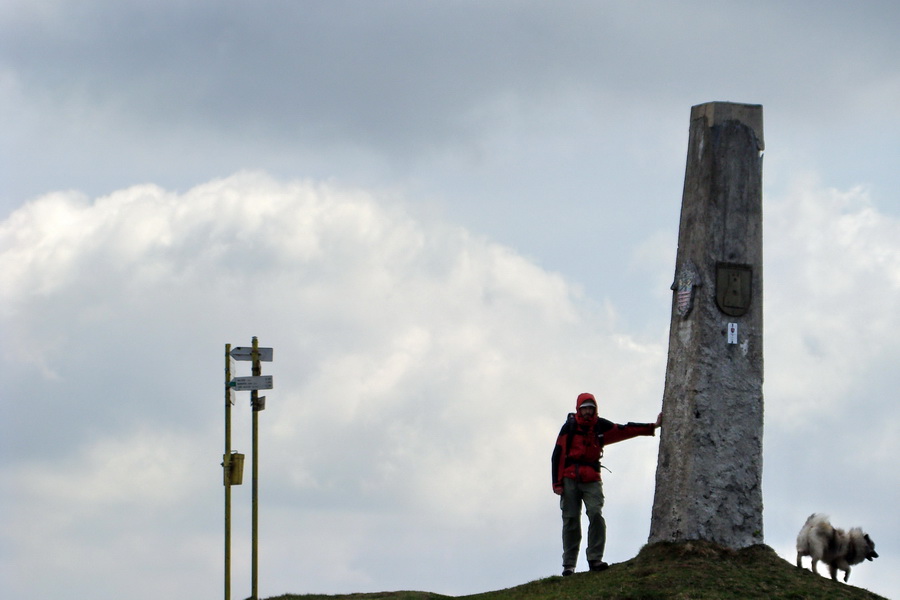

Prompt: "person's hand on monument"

[655,412,663,429]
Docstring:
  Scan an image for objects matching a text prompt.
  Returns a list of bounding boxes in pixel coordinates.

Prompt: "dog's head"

[864,534,878,561]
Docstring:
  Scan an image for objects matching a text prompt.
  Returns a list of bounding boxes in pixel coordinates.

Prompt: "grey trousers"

[560,477,606,568]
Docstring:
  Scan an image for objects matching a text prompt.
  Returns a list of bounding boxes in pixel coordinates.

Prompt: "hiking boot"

[589,561,609,572]
[562,568,575,577]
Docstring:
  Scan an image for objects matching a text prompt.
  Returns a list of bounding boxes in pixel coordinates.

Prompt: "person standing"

[551,392,661,576]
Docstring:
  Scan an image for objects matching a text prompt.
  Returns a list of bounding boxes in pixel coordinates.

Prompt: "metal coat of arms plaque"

[671,261,701,318]
[716,262,752,317]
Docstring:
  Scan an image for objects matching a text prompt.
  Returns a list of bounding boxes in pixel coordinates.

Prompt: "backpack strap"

[565,413,577,451]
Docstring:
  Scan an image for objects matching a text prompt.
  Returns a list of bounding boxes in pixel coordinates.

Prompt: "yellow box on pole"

[228,452,245,485]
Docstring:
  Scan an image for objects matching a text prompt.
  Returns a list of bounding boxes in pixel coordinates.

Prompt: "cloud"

[1,423,217,598]
[1,171,666,598]
[5,168,900,597]
[764,174,900,422]
[760,173,900,594]
[4,166,900,598]
[5,1,899,208]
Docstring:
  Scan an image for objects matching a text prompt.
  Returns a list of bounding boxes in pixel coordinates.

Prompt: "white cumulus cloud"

[1,171,666,599]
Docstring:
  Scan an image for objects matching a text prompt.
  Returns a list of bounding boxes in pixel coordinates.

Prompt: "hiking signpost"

[223,337,273,600]
[230,375,274,392]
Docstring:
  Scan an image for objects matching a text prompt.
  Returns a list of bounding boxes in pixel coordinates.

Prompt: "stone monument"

[648,102,765,548]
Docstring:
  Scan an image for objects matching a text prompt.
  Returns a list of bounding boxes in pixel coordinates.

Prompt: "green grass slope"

[268,541,887,600]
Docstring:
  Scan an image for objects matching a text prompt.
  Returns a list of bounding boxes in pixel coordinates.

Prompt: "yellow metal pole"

[224,343,233,600]
[251,336,260,600]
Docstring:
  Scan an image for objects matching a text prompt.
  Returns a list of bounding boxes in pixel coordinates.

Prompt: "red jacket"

[551,393,656,491]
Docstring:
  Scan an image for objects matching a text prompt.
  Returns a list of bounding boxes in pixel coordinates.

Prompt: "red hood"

[576,392,597,410]
[575,392,598,426]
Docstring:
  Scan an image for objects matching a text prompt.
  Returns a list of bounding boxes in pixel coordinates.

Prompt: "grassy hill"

[267,541,887,600]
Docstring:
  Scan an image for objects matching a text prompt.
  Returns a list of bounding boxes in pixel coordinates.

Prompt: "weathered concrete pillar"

[648,102,765,548]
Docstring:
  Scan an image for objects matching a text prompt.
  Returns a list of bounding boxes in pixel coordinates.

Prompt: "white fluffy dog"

[796,513,878,582]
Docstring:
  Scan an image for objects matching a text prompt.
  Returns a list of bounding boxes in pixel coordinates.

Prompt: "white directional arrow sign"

[229,375,274,391]
[230,347,273,362]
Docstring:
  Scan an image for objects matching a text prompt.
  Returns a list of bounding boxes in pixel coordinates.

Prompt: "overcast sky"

[2,2,899,599]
